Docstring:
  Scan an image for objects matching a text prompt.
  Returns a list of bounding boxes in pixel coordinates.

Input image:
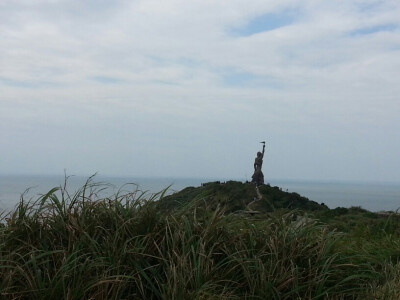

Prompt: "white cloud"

[1,0,400,181]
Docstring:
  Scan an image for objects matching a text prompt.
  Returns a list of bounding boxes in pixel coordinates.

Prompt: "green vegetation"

[159,181,327,213]
[1,179,400,299]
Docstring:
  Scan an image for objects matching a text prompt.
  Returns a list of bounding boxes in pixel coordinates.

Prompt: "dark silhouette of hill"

[159,181,328,213]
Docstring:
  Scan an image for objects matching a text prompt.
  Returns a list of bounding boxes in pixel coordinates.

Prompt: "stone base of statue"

[251,169,264,186]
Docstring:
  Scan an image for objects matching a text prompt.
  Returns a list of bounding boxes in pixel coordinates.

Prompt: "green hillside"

[159,180,328,213]
[2,178,400,299]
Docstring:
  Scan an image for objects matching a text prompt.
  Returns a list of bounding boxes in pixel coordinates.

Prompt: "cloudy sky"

[1,0,400,182]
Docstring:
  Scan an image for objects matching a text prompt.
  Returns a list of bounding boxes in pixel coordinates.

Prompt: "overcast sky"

[1,0,400,182]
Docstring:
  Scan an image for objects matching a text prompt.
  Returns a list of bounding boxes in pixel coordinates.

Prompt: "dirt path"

[246,186,263,211]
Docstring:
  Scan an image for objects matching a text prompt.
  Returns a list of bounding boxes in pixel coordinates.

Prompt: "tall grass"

[0,178,382,299]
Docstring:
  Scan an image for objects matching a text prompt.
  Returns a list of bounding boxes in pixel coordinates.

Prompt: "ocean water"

[1,175,400,213]
[268,179,400,212]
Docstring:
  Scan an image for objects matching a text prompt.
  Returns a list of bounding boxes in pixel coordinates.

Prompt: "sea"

[1,174,400,213]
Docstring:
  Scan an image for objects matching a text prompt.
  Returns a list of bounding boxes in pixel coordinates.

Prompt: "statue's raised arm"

[261,141,265,157]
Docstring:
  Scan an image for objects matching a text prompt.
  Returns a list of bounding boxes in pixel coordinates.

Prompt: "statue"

[251,141,265,186]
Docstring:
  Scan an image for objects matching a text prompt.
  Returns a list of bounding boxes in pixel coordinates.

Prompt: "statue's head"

[257,152,262,157]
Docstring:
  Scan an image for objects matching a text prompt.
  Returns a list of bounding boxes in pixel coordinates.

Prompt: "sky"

[1,0,400,182]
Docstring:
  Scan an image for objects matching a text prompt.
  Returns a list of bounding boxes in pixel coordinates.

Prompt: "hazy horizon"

[2,172,400,186]
[1,173,400,213]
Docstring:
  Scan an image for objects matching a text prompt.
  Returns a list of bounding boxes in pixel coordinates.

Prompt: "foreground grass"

[0,178,398,299]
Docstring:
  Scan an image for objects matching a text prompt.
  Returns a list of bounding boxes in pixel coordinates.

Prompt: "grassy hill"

[159,180,328,213]
[1,178,400,299]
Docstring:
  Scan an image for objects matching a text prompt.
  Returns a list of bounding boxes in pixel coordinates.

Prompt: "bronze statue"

[251,141,265,186]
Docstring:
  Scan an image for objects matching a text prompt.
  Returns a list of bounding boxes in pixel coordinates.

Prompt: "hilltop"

[159,180,328,213]
[160,180,399,234]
